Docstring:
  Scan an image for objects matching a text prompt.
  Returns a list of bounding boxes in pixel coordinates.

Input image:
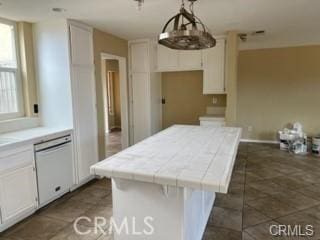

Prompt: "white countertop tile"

[91,125,241,193]
[0,126,73,151]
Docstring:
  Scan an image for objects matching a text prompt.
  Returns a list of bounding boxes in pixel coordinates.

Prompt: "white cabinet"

[202,39,225,94]
[132,72,150,143]
[0,146,37,230]
[156,45,202,72]
[199,116,225,127]
[200,120,225,127]
[179,50,202,70]
[129,40,162,144]
[131,42,150,72]
[69,25,98,183]
[156,39,226,94]
[157,45,179,71]
[34,20,98,186]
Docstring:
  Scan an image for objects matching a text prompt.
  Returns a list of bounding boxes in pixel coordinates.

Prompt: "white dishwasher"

[34,135,73,207]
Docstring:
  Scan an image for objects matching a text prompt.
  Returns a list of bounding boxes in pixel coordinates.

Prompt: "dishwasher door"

[35,142,73,207]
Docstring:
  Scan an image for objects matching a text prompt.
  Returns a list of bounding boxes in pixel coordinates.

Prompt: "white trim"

[239,40,320,51]
[67,19,93,33]
[0,18,24,120]
[240,138,279,144]
[101,53,129,153]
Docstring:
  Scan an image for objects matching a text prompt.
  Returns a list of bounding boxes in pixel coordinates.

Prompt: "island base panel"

[111,178,215,240]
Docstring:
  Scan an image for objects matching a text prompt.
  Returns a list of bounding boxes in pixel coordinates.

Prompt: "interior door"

[70,24,98,183]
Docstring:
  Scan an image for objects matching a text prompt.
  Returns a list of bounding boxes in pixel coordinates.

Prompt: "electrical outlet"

[212,97,218,105]
[248,126,253,132]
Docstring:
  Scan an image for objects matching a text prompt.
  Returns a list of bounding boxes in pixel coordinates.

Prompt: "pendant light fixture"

[158,0,216,50]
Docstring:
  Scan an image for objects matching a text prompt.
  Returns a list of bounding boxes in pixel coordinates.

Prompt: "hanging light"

[158,0,215,50]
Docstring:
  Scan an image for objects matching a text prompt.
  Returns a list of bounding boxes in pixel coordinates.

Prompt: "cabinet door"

[130,42,149,72]
[203,40,225,94]
[72,66,99,182]
[70,25,93,65]
[157,45,179,71]
[70,24,98,183]
[0,149,37,223]
[132,72,150,143]
[179,50,202,70]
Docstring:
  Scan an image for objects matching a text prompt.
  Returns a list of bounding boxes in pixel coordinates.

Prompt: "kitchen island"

[90,125,241,240]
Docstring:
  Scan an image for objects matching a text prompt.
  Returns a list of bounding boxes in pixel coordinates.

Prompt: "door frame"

[101,53,129,152]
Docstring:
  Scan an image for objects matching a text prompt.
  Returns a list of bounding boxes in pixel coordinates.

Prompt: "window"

[0,19,23,120]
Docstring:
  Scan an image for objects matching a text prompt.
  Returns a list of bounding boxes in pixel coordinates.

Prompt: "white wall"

[33,19,74,128]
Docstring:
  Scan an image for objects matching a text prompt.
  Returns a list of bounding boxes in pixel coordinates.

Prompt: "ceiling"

[1,0,320,49]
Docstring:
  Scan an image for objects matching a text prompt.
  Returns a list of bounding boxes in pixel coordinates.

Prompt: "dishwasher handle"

[36,142,71,155]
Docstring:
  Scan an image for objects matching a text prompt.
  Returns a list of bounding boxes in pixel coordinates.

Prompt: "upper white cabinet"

[131,42,150,72]
[179,50,203,70]
[0,146,37,230]
[70,25,93,65]
[156,45,202,72]
[157,45,179,71]
[202,39,226,94]
[156,39,226,94]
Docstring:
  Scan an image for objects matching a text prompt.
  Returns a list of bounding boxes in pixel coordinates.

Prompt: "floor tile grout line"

[243,201,320,231]
[241,147,248,238]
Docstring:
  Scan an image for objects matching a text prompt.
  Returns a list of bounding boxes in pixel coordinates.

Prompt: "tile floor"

[105,129,122,158]
[1,142,320,240]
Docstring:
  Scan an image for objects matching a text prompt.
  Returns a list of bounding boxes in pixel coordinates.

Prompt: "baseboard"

[241,138,279,144]
[70,175,97,191]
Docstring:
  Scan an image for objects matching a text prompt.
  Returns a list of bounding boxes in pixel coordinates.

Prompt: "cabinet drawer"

[0,146,34,173]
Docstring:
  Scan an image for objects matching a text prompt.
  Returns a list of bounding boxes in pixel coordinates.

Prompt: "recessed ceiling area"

[1,0,320,49]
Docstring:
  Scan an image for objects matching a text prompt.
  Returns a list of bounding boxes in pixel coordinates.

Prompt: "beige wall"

[238,45,320,141]
[93,29,128,160]
[105,60,121,129]
[225,31,239,126]
[162,71,226,129]
[18,22,38,117]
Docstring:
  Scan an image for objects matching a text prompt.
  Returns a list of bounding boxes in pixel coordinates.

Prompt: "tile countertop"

[0,127,73,151]
[91,125,242,193]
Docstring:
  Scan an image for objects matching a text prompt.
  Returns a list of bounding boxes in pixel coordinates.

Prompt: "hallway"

[105,129,122,158]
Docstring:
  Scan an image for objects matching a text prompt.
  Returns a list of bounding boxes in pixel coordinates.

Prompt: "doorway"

[101,53,129,158]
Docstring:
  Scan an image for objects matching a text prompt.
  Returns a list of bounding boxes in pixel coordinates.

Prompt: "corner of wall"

[225,31,239,127]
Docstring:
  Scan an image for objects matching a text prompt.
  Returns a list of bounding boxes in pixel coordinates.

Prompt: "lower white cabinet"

[0,146,38,230]
[200,120,225,127]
